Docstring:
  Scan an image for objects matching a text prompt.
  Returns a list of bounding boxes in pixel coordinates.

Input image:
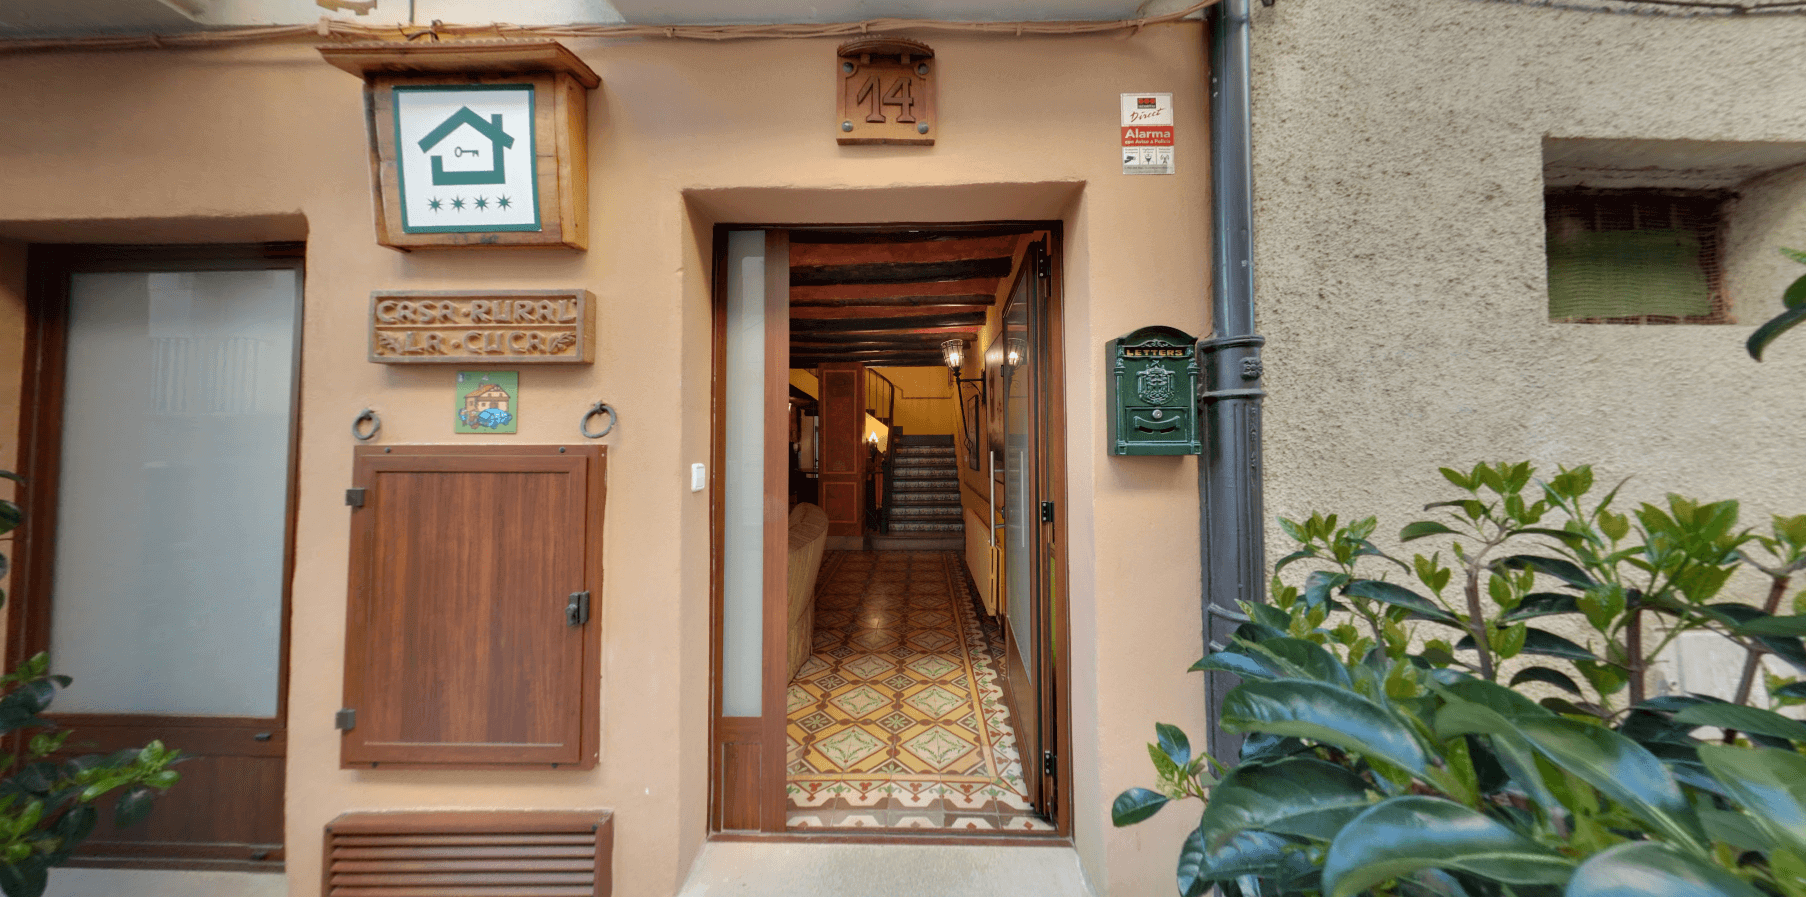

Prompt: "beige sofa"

[787,503,831,681]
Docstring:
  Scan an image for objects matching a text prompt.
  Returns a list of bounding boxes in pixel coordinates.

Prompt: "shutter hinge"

[565,590,591,626]
[345,488,366,508]
[1036,250,1051,280]
[1042,749,1056,778]
[1040,500,1055,523]
[335,708,356,730]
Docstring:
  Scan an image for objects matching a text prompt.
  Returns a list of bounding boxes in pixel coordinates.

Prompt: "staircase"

[878,435,965,550]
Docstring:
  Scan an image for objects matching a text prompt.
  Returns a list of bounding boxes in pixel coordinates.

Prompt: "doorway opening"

[709,223,1070,839]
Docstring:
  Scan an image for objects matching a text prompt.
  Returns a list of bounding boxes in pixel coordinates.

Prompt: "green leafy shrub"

[1117,462,1806,896]
[0,472,179,897]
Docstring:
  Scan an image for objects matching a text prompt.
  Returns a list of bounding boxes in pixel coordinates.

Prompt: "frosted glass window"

[51,269,299,716]
[721,231,766,717]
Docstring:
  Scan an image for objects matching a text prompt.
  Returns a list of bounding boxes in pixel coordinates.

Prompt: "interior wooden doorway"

[708,222,1071,840]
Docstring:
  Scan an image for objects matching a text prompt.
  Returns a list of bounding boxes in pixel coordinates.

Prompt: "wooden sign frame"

[368,289,595,364]
[320,40,598,251]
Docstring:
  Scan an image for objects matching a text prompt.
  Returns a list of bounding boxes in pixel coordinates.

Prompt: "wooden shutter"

[343,445,605,768]
[323,811,612,897]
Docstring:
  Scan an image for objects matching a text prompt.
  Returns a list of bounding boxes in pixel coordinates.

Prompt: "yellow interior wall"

[872,366,958,436]
[788,368,818,398]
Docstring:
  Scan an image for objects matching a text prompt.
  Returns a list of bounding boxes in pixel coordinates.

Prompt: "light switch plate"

[690,462,706,492]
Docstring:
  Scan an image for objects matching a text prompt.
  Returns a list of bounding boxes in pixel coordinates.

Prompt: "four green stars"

[428,195,514,214]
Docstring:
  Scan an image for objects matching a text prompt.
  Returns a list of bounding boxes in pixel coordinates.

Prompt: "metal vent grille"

[1544,189,1732,325]
[323,812,612,897]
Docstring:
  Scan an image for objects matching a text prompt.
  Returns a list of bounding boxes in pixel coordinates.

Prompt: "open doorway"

[709,224,1070,838]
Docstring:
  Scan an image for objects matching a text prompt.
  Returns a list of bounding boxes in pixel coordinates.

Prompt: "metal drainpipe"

[1199,0,1265,764]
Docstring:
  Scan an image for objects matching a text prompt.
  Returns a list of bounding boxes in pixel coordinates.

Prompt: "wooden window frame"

[1544,188,1733,325]
[11,242,305,870]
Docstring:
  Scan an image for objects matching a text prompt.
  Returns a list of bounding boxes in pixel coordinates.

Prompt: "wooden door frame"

[706,222,1072,843]
[10,242,305,869]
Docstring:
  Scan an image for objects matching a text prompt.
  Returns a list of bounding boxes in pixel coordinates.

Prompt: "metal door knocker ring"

[351,409,381,441]
[580,402,617,439]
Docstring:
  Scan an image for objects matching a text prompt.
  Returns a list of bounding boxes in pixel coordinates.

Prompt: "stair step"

[893,456,956,468]
[893,480,959,493]
[888,521,965,533]
[894,446,956,457]
[894,467,957,479]
[890,506,961,520]
[893,491,959,505]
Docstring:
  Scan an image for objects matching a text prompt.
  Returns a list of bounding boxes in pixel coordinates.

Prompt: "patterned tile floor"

[786,550,1052,832]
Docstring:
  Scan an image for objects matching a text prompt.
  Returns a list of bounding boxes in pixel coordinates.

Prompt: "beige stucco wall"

[0,24,1210,897]
[1252,1,1806,593]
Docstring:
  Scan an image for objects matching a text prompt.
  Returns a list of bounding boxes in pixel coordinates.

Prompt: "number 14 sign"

[836,37,936,146]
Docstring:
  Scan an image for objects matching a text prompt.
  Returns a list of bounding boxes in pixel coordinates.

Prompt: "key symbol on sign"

[454,147,482,158]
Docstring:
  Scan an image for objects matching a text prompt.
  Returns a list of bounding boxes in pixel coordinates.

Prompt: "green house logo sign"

[418,107,514,187]
[393,85,542,234]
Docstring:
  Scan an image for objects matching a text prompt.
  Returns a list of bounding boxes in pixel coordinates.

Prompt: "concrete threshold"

[677,840,1097,897]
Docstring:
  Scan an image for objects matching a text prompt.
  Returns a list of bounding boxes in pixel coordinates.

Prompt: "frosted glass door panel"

[51,270,298,716]
[720,231,766,718]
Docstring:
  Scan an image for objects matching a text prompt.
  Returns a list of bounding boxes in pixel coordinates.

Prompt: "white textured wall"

[1252,0,1806,576]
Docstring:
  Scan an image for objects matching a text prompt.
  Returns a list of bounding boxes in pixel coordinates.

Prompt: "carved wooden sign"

[836,37,935,146]
[368,290,594,364]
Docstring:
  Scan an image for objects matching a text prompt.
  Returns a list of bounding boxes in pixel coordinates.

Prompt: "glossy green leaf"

[1432,698,1561,813]
[1244,637,1354,688]
[1221,679,1429,777]
[1111,787,1170,827]
[1456,628,1596,662]
[1156,723,1192,769]
[0,856,48,897]
[1749,299,1806,361]
[1344,580,1461,626]
[1696,743,1806,858]
[1675,702,1806,744]
[1699,807,1775,854]
[114,784,155,828]
[1177,823,1211,897]
[1510,666,1583,696]
[1564,841,1762,897]
[1774,680,1806,700]
[1198,757,1373,844]
[1498,555,1598,589]
[1401,521,1459,542]
[1190,650,1281,681]
[1514,716,1706,852]
[1511,527,1588,548]
[1502,593,1581,622]
[1732,613,1806,637]
[1320,797,1574,897]
[1433,671,1555,721]
[1273,549,1317,575]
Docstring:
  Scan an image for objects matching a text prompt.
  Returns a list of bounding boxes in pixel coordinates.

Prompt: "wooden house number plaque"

[836,37,936,146]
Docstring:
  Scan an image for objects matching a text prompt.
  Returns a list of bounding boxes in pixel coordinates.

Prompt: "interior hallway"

[785,550,1048,832]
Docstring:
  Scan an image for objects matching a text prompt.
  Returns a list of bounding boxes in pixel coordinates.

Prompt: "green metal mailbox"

[1107,325,1200,456]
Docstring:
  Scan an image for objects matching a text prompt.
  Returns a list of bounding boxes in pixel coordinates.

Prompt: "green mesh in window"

[1547,228,1711,320]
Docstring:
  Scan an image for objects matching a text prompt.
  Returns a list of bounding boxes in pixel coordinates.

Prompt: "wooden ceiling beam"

[790,256,1013,287]
[788,226,1037,245]
[788,234,1022,268]
[788,304,991,320]
[789,280,995,304]
[791,313,984,333]
[792,353,945,367]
